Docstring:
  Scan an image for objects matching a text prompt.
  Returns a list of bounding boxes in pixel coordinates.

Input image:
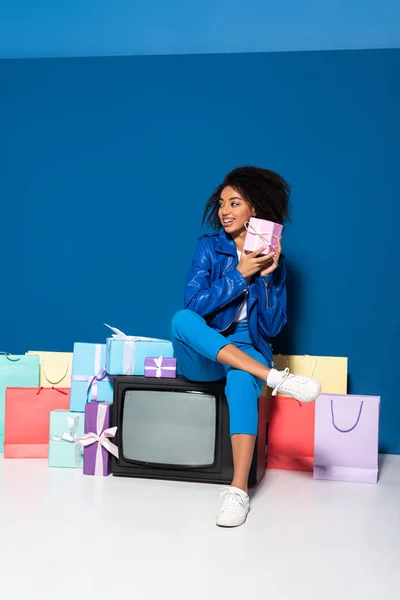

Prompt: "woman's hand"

[259,239,282,277]
[237,246,276,279]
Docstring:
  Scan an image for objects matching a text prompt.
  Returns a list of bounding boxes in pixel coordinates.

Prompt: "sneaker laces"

[271,367,311,396]
[219,488,246,514]
[271,367,291,397]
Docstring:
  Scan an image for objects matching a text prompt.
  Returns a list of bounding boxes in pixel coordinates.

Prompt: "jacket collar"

[215,229,238,257]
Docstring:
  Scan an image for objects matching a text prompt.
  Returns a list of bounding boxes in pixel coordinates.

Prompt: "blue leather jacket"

[184,230,287,364]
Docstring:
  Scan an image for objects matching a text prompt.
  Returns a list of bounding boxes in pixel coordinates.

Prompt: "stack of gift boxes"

[0,325,177,476]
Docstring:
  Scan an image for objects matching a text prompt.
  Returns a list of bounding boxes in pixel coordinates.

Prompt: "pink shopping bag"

[313,394,380,484]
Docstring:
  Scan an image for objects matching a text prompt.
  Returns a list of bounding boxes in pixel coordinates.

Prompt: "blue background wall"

[1,0,400,58]
[1,49,399,452]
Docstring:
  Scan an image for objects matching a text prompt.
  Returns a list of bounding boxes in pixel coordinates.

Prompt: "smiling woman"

[171,165,321,528]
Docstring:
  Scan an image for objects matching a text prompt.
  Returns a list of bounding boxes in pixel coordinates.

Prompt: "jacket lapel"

[215,230,237,257]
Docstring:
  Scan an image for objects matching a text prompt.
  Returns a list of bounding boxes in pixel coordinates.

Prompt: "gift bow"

[104,323,169,343]
[146,355,176,378]
[72,344,113,402]
[78,403,119,476]
[51,415,84,466]
[104,323,170,376]
[244,221,281,249]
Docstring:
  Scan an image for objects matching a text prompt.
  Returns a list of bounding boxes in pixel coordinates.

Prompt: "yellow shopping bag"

[272,355,348,394]
[26,351,73,388]
[262,355,348,423]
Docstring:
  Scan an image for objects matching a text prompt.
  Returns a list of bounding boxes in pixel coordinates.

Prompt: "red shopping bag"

[267,395,315,472]
[4,387,70,458]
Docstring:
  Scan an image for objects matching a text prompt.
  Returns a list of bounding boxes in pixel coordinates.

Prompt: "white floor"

[1,455,399,600]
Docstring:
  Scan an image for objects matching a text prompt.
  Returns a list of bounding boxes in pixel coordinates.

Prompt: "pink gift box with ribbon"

[78,402,118,477]
[243,217,283,256]
[144,356,177,379]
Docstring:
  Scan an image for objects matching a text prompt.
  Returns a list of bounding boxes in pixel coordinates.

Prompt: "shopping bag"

[267,395,315,472]
[26,351,73,387]
[314,394,380,484]
[4,387,70,458]
[0,353,39,452]
[272,355,348,394]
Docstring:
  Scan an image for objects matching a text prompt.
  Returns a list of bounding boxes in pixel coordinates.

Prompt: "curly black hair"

[202,166,291,230]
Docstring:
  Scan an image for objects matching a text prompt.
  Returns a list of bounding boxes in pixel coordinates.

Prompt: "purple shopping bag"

[313,394,380,484]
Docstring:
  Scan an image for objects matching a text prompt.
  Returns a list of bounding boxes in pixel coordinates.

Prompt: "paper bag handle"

[0,352,20,362]
[41,360,69,385]
[283,356,317,378]
[331,399,364,433]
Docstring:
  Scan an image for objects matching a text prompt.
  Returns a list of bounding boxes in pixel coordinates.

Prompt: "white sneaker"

[271,368,321,402]
[216,486,250,528]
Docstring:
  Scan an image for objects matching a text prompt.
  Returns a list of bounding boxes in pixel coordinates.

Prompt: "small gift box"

[48,410,85,468]
[26,351,73,388]
[144,356,177,379]
[105,323,174,376]
[78,402,118,477]
[70,343,114,412]
[4,387,70,458]
[243,217,283,256]
[0,353,39,452]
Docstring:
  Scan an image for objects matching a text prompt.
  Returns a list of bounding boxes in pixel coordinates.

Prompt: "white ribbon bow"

[51,415,83,466]
[146,355,176,378]
[77,403,119,476]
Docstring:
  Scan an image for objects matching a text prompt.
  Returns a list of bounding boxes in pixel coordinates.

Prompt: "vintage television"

[111,376,266,486]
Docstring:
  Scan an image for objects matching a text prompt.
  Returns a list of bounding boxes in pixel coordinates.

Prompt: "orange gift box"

[4,387,70,458]
[267,395,315,472]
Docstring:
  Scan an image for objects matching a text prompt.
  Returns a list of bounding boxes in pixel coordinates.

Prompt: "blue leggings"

[171,309,270,436]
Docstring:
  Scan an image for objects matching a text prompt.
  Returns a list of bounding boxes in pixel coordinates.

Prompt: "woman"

[172,166,320,528]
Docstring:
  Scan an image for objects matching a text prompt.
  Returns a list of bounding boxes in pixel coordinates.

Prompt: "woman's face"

[218,186,255,235]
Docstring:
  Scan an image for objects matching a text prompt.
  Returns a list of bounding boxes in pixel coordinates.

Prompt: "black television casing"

[110,375,266,486]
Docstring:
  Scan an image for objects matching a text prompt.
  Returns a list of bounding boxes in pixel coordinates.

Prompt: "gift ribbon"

[0,351,20,362]
[104,323,170,376]
[72,344,113,402]
[244,221,281,250]
[331,399,364,433]
[51,415,84,466]
[145,356,176,378]
[77,403,119,476]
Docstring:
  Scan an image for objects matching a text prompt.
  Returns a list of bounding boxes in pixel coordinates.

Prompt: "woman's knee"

[171,309,197,338]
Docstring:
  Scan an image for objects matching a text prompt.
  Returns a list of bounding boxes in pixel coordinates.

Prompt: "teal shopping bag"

[0,353,40,452]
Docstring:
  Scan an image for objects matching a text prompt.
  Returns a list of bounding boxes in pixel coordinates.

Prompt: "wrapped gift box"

[243,217,283,256]
[4,387,70,458]
[79,402,118,477]
[48,410,84,468]
[144,357,177,378]
[0,353,39,452]
[105,324,174,376]
[26,351,73,388]
[70,343,114,412]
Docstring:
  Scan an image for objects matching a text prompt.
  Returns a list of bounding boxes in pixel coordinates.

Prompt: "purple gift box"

[243,217,283,256]
[79,402,118,477]
[144,356,177,379]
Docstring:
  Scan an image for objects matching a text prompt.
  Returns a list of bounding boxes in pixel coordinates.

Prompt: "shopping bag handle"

[0,352,20,362]
[41,360,69,385]
[331,398,364,433]
[283,356,317,378]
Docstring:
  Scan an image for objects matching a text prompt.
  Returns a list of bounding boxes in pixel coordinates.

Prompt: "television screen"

[122,389,216,467]
[111,376,266,486]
